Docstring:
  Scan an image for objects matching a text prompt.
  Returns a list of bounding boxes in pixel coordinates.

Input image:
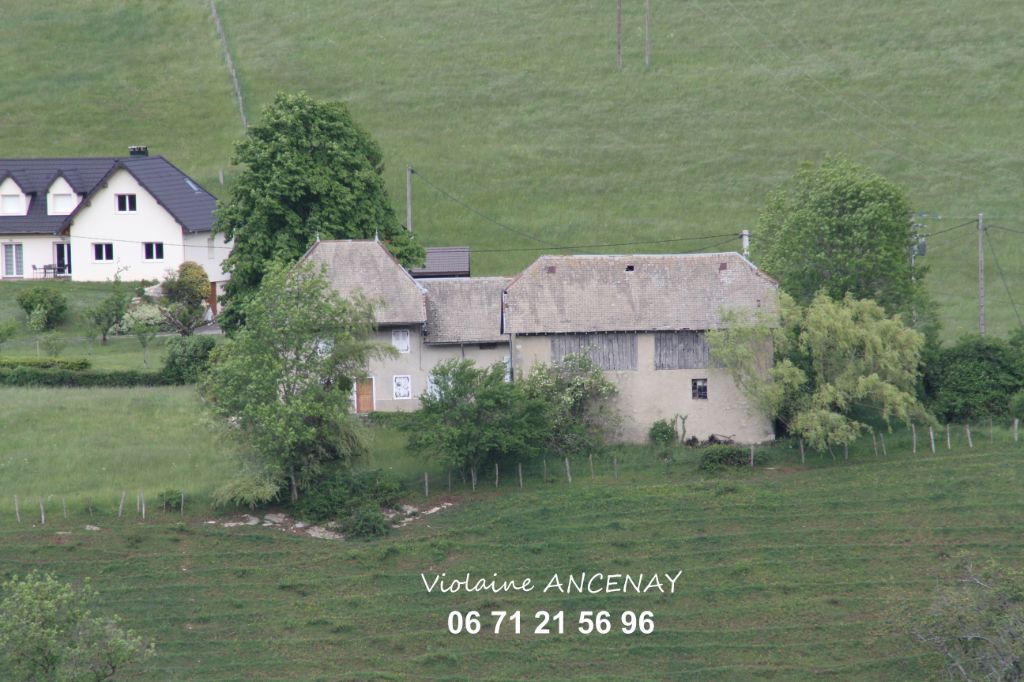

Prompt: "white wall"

[184,231,231,283]
[0,177,28,216]
[67,169,186,282]
[46,176,80,215]
[0,234,68,278]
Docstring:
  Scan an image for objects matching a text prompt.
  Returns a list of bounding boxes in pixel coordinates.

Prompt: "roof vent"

[128,145,149,157]
[546,265,557,274]
[718,262,728,271]
[625,264,635,272]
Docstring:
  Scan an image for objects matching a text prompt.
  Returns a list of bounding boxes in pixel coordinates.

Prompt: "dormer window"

[51,193,74,214]
[1,194,23,215]
[116,194,137,213]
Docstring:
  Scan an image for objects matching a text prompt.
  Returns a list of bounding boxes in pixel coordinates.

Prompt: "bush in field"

[162,336,216,383]
[923,335,1024,422]
[15,287,67,329]
[0,571,153,681]
[40,332,67,357]
[293,467,403,525]
[697,445,749,471]
[339,503,391,538]
[87,277,130,345]
[159,261,209,335]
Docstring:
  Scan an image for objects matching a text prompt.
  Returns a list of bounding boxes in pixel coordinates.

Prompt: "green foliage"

[158,489,184,513]
[161,336,217,383]
[711,293,931,451]
[40,332,67,357]
[159,262,209,335]
[214,92,424,329]
[924,335,1024,422]
[0,571,153,681]
[910,557,1024,681]
[0,367,176,388]
[648,419,679,446]
[697,445,750,471]
[1011,391,1024,421]
[201,261,388,501]
[406,359,546,476]
[522,353,620,460]
[27,306,48,334]
[86,277,130,345]
[293,467,403,525]
[212,469,281,510]
[339,503,391,539]
[0,356,90,370]
[0,319,17,352]
[15,287,67,329]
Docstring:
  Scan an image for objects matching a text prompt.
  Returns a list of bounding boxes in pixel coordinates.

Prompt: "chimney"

[128,145,149,157]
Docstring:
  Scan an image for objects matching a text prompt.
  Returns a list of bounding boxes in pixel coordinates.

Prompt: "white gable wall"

[46,176,80,215]
[68,169,186,282]
[0,177,28,215]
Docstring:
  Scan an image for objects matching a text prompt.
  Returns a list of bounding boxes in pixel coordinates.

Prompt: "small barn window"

[692,378,708,400]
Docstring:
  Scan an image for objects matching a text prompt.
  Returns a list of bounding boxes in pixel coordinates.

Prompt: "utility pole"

[740,230,750,258]
[643,0,652,68]
[978,212,985,334]
[406,165,414,233]
[616,0,623,70]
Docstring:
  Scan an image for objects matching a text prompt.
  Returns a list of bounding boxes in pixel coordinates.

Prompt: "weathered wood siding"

[654,331,711,369]
[551,333,638,370]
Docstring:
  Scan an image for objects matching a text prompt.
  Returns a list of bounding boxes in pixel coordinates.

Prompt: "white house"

[0,147,230,308]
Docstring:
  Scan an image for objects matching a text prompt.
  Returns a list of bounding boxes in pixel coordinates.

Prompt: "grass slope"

[2,1,1023,337]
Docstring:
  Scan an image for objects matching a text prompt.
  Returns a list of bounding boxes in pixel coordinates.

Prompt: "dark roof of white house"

[409,246,470,278]
[503,252,779,334]
[0,155,216,236]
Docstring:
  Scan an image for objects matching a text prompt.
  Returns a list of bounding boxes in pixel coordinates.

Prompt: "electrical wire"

[925,219,977,237]
[983,228,1024,328]
[988,225,1024,235]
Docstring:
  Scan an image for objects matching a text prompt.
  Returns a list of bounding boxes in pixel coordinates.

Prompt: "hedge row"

[0,356,91,371]
[0,366,181,388]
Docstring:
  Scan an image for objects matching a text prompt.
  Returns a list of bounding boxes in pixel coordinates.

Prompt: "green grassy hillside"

[2,1,1022,337]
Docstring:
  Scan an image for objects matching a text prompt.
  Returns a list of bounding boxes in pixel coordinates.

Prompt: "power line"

[925,219,977,237]
[411,169,559,246]
[984,228,1024,328]
[62,233,233,251]
[988,225,1024,235]
[471,232,738,254]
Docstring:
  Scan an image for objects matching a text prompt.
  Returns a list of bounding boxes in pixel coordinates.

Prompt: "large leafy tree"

[709,293,932,453]
[757,157,928,321]
[215,92,424,329]
[201,261,391,502]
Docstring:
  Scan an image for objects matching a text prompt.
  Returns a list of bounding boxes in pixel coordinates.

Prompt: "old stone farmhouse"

[302,240,779,443]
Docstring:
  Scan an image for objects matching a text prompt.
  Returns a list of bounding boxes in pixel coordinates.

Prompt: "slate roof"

[302,240,427,326]
[422,277,511,344]
[409,246,470,278]
[503,252,779,334]
[0,156,216,236]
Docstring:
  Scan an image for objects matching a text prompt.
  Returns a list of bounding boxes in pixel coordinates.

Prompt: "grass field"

[2,386,1024,679]
[2,1,1022,338]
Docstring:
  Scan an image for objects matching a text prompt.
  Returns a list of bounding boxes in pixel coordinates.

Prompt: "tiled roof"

[302,240,427,326]
[422,277,510,344]
[409,246,470,278]
[503,252,779,334]
[0,156,215,235]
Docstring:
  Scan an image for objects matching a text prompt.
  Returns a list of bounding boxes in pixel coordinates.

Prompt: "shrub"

[158,489,184,512]
[212,471,281,510]
[649,419,678,446]
[162,335,216,383]
[293,467,404,525]
[0,319,17,352]
[40,332,67,357]
[15,287,67,329]
[698,445,749,471]
[0,367,176,388]
[923,335,1024,422]
[0,356,90,370]
[339,503,390,538]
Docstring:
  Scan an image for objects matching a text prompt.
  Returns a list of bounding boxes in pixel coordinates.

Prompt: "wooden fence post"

[424,472,429,498]
[14,495,20,524]
[471,467,477,491]
[1014,418,1020,443]
[495,463,499,488]
[750,444,755,467]
[141,491,145,520]
[871,431,878,457]
[911,423,917,454]
[929,426,936,454]
[589,454,595,478]
[843,443,849,461]
[799,438,805,464]
[180,492,185,518]
[966,424,973,448]
[880,432,887,457]
[518,462,523,489]
[564,457,572,483]
[946,424,951,449]
[39,498,45,525]
[118,491,126,518]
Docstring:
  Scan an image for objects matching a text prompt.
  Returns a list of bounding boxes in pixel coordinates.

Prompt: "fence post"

[424,472,429,498]
[880,432,888,457]
[843,443,848,461]
[1015,418,1020,443]
[518,462,523,489]
[966,424,973,448]
[543,458,548,482]
[180,492,185,518]
[141,490,145,520]
[118,492,126,518]
[589,454,595,478]
[750,444,755,467]
[871,431,878,457]
[799,438,805,464]
[495,463,499,488]
[911,423,917,454]
[39,498,45,525]
[929,426,936,454]
[946,423,952,449]
[613,456,619,478]
[564,457,573,484]
[471,467,477,491]
[14,495,20,524]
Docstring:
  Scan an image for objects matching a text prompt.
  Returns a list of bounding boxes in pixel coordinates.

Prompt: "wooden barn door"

[355,379,375,413]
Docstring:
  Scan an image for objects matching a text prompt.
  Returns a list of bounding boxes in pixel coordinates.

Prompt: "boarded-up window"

[655,331,710,369]
[551,333,637,371]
